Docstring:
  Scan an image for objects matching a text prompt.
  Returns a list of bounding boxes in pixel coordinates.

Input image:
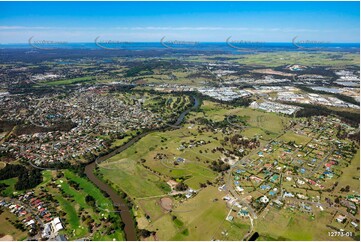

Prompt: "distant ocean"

[0,42,359,53]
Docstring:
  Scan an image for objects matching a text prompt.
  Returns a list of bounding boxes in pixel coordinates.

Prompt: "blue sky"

[0,1,359,43]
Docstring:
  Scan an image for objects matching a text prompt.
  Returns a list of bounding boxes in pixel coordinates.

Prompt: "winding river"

[84,95,200,241]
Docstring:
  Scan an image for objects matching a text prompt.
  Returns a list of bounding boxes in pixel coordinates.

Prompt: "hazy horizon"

[0,1,359,43]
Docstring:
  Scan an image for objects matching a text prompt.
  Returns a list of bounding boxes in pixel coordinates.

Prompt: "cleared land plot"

[146,186,249,240]
[336,149,360,193]
[99,160,167,199]
[136,198,166,223]
[279,131,312,145]
[255,207,354,241]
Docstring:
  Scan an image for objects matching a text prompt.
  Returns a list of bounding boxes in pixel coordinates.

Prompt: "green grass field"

[0,209,28,241]
[100,159,166,199]
[145,186,250,240]
[279,131,312,145]
[175,52,359,67]
[336,149,360,193]
[255,207,354,241]
[193,100,289,141]
[230,52,360,67]
[38,76,95,86]
[0,178,18,197]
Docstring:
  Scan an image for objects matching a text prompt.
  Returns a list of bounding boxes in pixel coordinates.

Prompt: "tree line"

[0,164,42,190]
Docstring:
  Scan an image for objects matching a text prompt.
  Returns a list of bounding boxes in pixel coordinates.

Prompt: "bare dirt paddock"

[0,235,14,241]
[160,197,173,211]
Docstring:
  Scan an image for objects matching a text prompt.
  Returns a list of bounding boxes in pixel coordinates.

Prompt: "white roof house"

[249,101,259,109]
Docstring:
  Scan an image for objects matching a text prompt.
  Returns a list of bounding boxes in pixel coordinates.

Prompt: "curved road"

[84,95,200,241]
